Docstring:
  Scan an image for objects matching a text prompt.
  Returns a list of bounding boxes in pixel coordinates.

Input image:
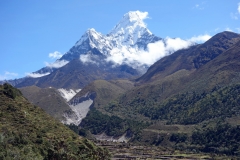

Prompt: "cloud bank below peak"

[26,72,50,78]
[105,34,211,70]
[44,51,69,69]
[45,60,69,68]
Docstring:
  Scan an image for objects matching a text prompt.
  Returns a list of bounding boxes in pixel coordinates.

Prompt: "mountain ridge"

[136,31,240,84]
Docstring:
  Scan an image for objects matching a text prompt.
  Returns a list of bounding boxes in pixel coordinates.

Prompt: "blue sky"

[0,0,240,80]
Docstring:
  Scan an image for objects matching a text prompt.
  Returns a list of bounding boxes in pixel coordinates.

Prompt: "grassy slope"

[185,39,240,93]
[19,86,72,121]
[70,79,135,114]
[0,84,110,159]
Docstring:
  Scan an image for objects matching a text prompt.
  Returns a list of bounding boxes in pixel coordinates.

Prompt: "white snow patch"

[76,89,81,92]
[58,88,81,102]
[63,99,93,125]
[62,92,94,125]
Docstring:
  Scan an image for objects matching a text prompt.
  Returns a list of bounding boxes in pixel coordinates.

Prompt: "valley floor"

[97,141,238,160]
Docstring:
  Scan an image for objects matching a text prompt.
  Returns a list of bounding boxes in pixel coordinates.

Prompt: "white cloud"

[230,3,240,20]
[49,51,63,59]
[134,11,149,20]
[193,3,205,10]
[225,27,233,32]
[105,34,211,70]
[45,60,69,68]
[26,72,50,78]
[238,3,240,13]
[126,10,149,22]
[5,71,18,77]
[231,12,238,20]
[165,37,192,52]
[214,28,220,32]
[106,43,166,67]
[0,71,19,80]
[80,54,98,64]
[236,28,240,33]
[188,34,211,43]
[44,51,67,69]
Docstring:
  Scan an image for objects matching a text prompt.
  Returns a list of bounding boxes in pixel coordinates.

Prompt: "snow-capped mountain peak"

[109,11,152,46]
[113,11,149,29]
[59,10,161,63]
[67,28,113,57]
[128,11,148,22]
[75,28,102,46]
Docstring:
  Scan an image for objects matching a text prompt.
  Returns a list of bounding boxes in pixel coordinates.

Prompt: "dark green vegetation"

[0,83,110,159]
[80,108,146,137]
[122,120,240,157]
[112,84,240,125]
[192,122,240,155]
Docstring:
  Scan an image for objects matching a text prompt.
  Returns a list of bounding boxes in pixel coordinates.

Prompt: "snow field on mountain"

[58,88,81,102]
[63,99,93,125]
[74,11,211,71]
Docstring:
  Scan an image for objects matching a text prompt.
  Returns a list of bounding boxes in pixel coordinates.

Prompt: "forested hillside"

[0,83,110,159]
